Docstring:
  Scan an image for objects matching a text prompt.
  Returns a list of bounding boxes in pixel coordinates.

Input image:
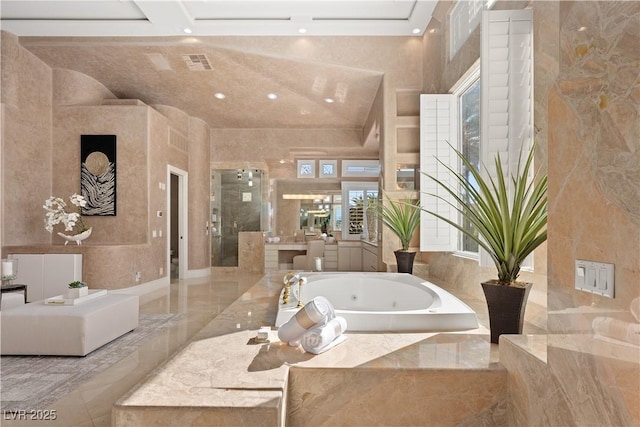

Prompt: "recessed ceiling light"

[412,28,421,34]
[267,93,278,100]
[298,28,307,34]
[214,92,226,100]
[324,98,335,103]
[183,28,193,34]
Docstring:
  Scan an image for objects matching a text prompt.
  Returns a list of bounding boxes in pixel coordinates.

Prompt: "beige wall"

[1,32,212,287]
[1,31,53,246]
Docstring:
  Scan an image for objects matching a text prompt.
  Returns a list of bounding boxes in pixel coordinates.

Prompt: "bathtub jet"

[275,272,479,332]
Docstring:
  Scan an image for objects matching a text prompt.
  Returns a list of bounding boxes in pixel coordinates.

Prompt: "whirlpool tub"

[274,272,479,332]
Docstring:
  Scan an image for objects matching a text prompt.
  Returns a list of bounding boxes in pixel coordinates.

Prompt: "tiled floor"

[1,272,263,427]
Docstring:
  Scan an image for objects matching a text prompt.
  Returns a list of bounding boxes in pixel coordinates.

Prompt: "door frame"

[167,165,188,280]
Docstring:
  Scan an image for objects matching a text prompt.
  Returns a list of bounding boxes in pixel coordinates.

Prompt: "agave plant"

[377,193,421,252]
[423,143,547,284]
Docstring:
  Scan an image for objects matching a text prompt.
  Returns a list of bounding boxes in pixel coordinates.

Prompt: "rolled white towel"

[592,317,640,346]
[278,296,336,343]
[301,316,348,354]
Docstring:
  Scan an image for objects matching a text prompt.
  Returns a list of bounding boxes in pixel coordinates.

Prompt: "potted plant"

[376,193,421,274]
[422,143,547,343]
[67,280,89,299]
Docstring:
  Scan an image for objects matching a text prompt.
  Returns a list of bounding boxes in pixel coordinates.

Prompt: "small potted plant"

[67,281,89,299]
[376,192,421,274]
[422,143,547,343]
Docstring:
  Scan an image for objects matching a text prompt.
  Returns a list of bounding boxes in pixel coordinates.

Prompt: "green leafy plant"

[422,143,547,284]
[68,281,88,289]
[377,193,421,252]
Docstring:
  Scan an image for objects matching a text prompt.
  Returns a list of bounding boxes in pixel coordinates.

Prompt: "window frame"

[341,182,378,241]
[451,66,481,259]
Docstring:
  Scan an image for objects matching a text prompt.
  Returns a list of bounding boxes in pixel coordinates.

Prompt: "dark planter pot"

[481,281,532,344]
[394,250,416,274]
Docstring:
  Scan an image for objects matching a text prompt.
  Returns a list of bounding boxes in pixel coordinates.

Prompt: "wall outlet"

[159,267,164,276]
[575,260,614,298]
[135,271,141,282]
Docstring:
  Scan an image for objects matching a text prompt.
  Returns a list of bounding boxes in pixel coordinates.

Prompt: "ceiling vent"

[181,54,213,71]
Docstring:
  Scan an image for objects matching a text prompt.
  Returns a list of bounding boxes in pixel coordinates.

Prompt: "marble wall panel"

[287,367,507,426]
[238,231,264,273]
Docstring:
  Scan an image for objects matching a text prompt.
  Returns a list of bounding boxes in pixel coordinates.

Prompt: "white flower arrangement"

[43,194,89,234]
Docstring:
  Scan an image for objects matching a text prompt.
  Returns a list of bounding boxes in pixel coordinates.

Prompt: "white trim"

[167,165,189,280]
[186,267,212,279]
[110,277,170,296]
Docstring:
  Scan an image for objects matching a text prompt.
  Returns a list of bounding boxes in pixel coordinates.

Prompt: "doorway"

[210,169,262,266]
[168,166,188,279]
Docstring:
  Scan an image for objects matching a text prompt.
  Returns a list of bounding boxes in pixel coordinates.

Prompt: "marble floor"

[1,271,546,427]
[1,272,264,427]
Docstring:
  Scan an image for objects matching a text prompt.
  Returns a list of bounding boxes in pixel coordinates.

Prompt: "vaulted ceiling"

[1,1,436,129]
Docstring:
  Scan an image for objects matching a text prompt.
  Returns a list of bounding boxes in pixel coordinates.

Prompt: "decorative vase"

[67,287,89,299]
[57,228,92,245]
[481,280,532,344]
[394,250,416,274]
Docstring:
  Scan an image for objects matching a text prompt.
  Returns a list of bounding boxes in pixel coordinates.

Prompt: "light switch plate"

[575,259,614,298]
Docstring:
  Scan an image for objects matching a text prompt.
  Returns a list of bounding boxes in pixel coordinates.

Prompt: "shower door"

[211,169,262,266]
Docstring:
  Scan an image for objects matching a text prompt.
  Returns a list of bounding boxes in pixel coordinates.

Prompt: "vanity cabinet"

[264,245,279,271]
[338,242,362,271]
[361,242,378,272]
[324,244,338,271]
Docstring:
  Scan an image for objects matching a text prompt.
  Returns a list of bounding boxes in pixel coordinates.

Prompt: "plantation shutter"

[419,94,458,252]
[480,8,534,267]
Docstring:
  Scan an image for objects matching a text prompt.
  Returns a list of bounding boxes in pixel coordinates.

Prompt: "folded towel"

[301,316,348,354]
[278,296,336,343]
[592,317,640,346]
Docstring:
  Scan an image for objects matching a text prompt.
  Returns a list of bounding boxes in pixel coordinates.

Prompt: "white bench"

[1,293,139,356]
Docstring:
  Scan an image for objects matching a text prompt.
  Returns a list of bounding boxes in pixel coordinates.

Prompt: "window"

[297,160,315,178]
[341,160,380,178]
[450,0,485,58]
[341,182,378,240]
[421,8,533,265]
[457,73,481,254]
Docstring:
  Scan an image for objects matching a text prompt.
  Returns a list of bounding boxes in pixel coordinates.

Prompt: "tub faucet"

[296,277,307,308]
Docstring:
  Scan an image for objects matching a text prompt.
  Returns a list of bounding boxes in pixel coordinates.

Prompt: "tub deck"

[113,271,510,426]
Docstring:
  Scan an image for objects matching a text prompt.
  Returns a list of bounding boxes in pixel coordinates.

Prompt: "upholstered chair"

[293,239,325,271]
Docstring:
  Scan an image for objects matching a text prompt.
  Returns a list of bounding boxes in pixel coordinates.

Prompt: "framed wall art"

[81,134,116,216]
